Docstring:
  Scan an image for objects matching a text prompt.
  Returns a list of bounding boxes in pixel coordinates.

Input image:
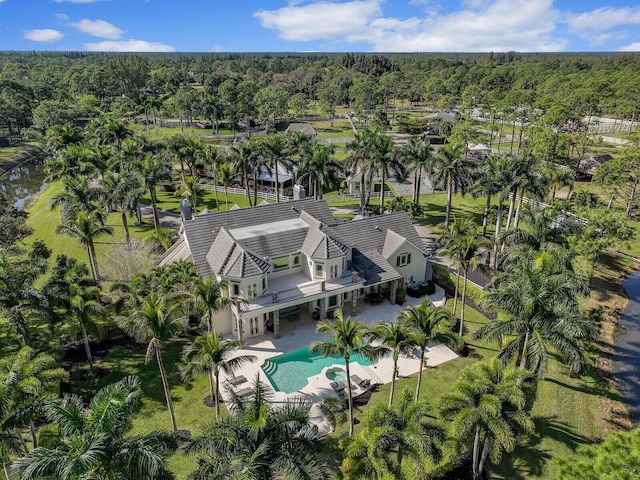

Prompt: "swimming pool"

[261,346,374,394]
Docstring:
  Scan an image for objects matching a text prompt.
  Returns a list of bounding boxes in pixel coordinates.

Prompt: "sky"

[1,0,639,53]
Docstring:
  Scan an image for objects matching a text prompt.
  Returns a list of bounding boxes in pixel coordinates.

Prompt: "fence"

[508,193,588,226]
[201,183,293,202]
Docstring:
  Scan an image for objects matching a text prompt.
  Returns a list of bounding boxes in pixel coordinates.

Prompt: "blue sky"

[1,0,639,52]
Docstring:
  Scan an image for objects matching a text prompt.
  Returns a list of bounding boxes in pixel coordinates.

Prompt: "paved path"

[139,206,182,230]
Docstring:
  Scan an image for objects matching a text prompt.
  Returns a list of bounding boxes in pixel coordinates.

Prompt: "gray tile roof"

[301,227,349,260]
[224,248,270,278]
[352,250,401,285]
[181,199,335,277]
[238,228,308,260]
[381,229,407,258]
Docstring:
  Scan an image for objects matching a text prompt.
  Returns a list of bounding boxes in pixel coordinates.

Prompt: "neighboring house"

[159,199,433,341]
[577,153,614,179]
[284,122,317,137]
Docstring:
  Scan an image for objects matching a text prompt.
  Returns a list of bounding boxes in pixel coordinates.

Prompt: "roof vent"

[374,225,381,231]
[291,206,299,213]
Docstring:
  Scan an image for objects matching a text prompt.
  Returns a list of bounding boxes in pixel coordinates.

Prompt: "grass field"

[0,141,41,164]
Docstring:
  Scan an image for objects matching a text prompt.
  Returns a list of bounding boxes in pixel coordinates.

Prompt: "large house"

[159,199,433,341]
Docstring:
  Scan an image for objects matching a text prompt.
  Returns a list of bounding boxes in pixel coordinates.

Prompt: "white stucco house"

[159,198,433,341]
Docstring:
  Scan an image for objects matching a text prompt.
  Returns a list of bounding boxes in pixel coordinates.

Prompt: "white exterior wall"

[211,308,233,336]
[385,242,428,285]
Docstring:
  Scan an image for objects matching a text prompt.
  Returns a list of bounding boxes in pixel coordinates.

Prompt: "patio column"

[319,297,327,321]
[273,310,280,339]
[236,314,244,343]
[389,280,398,305]
[351,290,358,316]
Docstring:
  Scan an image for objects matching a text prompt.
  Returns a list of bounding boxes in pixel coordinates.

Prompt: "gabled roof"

[182,199,335,277]
[224,247,270,278]
[284,123,317,136]
[352,250,402,285]
[301,227,349,260]
[381,229,407,259]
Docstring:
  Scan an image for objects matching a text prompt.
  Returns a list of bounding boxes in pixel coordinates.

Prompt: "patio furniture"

[330,381,345,394]
[350,374,366,387]
[227,375,247,386]
[234,387,253,398]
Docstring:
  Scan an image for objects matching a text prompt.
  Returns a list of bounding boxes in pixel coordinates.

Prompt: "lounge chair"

[350,374,366,387]
[234,386,253,398]
[330,381,345,392]
[227,375,247,386]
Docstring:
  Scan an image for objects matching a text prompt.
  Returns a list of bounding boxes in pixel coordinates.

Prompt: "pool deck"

[220,286,459,437]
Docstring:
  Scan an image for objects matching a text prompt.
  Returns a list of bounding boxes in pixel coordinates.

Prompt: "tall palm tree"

[475,248,595,377]
[167,134,201,182]
[217,164,235,211]
[140,153,172,234]
[342,390,445,479]
[260,135,291,203]
[398,302,458,402]
[44,124,84,157]
[191,276,232,333]
[367,321,416,408]
[185,376,327,479]
[1,347,67,448]
[67,281,105,370]
[402,136,434,203]
[102,170,145,246]
[366,131,404,209]
[0,383,26,480]
[45,144,95,181]
[438,217,475,318]
[56,209,113,281]
[311,310,384,436]
[50,176,105,216]
[298,144,343,199]
[474,153,504,236]
[176,175,203,213]
[201,144,221,211]
[431,143,476,227]
[439,359,534,480]
[346,130,376,211]
[13,376,178,480]
[90,115,132,148]
[230,139,265,207]
[180,331,256,419]
[119,295,186,432]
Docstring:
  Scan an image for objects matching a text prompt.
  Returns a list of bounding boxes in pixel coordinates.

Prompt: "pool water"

[326,367,347,382]
[262,346,373,394]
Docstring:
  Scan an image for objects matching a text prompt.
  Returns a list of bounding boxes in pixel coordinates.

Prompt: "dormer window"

[273,256,289,271]
[315,263,324,277]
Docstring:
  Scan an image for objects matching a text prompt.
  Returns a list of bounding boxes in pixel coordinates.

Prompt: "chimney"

[272,292,278,303]
[180,198,192,221]
[321,281,326,292]
[352,271,358,283]
[293,184,306,200]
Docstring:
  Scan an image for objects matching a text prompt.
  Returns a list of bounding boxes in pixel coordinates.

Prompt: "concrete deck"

[220,285,458,437]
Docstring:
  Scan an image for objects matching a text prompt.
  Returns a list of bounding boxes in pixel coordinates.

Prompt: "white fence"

[201,184,293,202]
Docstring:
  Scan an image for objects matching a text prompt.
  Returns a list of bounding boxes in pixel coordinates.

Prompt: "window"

[315,263,324,277]
[396,252,411,267]
[293,255,300,266]
[330,264,339,279]
[262,277,266,292]
[273,256,289,270]
[232,283,240,296]
[249,317,259,336]
[329,295,338,307]
[248,283,258,299]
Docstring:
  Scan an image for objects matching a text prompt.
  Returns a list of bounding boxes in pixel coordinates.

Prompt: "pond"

[0,158,48,210]
[614,267,640,422]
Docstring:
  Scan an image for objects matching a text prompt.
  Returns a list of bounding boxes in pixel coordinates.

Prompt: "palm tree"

[342,390,444,479]
[56,209,113,281]
[191,276,232,333]
[1,347,68,449]
[90,115,132,148]
[367,321,416,408]
[366,130,404,209]
[44,124,84,157]
[230,139,265,207]
[201,144,221,211]
[185,376,327,479]
[439,359,534,480]
[13,376,178,480]
[217,164,235,211]
[431,143,476,227]
[475,248,595,377]
[402,136,434,203]
[140,153,172,234]
[398,302,458,401]
[474,153,504,237]
[298,144,343,200]
[168,134,201,182]
[180,331,256,419]
[45,144,95,181]
[50,176,105,216]
[346,130,376,211]
[176,175,203,213]
[119,295,186,432]
[0,383,25,480]
[311,310,384,436]
[102,170,145,246]
[67,281,105,370]
[260,135,290,203]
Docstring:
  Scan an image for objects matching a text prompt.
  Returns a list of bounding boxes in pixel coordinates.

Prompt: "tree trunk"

[626,180,638,218]
[29,420,37,449]
[213,172,220,212]
[121,211,131,247]
[445,175,453,227]
[274,159,281,203]
[453,266,461,317]
[345,357,355,437]
[415,350,425,403]
[460,268,468,336]
[607,194,615,210]
[359,169,366,211]
[3,461,12,480]
[513,193,524,230]
[380,170,386,209]
[224,186,229,212]
[214,370,220,420]
[81,324,94,369]
[150,187,160,234]
[388,356,398,409]
[505,187,517,231]
[477,438,490,480]
[520,330,530,369]
[482,194,491,237]
[492,202,503,269]
[473,427,480,479]
[156,349,178,433]
[88,240,99,281]
[415,165,422,201]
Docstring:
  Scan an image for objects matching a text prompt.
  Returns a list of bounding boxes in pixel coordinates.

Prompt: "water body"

[614,267,640,423]
[0,159,48,210]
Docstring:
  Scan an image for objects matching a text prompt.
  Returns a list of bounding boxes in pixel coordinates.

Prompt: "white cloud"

[71,19,123,39]
[24,29,64,43]
[255,0,564,52]
[84,39,176,52]
[567,7,640,33]
[254,0,383,42]
[618,42,640,52]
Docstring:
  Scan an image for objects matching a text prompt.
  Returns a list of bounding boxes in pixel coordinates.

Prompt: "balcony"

[240,271,364,314]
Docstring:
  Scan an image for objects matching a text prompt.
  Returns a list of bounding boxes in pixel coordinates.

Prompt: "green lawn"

[0,141,41,164]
